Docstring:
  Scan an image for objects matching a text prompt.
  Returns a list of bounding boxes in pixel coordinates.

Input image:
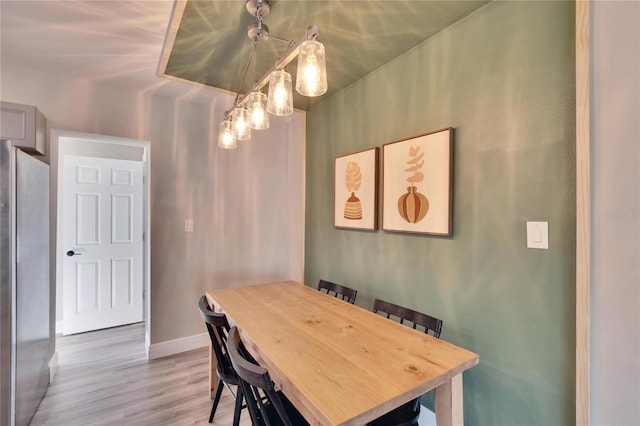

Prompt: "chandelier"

[218,0,327,149]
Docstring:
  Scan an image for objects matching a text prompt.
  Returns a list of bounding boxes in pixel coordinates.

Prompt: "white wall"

[0,60,305,345]
[591,1,640,424]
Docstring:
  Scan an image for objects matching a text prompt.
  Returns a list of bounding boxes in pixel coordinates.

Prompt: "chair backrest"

[372,298,443,338]
[317,279,357,304]
[227,326,296,426]
[198,295,237,382]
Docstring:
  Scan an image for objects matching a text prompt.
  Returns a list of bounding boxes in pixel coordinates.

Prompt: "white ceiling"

[0,0,209,98]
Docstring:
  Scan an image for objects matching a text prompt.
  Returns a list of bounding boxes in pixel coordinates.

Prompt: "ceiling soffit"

[159,1,490,110]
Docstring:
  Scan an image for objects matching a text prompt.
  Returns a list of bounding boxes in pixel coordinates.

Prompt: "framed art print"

[334,147,378,230]
[382,128,453,236]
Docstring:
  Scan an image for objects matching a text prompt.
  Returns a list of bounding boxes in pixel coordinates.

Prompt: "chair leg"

[232,385,243,426]
[209,379,224,423]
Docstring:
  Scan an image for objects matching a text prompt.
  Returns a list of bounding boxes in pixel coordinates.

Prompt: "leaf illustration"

[404,160,424,173]
[407,172,424,183]
[345,161,363,193]
[406,152,424,164]
[405,145,426,184]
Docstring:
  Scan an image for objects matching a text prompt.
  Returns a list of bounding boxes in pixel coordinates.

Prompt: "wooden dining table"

[206,281,479,426]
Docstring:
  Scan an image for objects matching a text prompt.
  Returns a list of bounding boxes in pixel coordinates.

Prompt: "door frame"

[50,129,151,357]
[575,1,590,424]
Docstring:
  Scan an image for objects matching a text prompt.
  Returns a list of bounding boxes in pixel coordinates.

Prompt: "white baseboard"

[49,351,59,383]
[56,320,63,334]
[147,332,208,360]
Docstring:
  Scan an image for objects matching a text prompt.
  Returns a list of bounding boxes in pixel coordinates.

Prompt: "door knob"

[66,250,82,257]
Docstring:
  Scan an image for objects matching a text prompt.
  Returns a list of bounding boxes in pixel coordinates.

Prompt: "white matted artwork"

[382,128,453,236]
[334,147,378,230]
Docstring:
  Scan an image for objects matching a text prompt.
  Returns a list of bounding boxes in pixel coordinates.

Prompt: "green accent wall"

[304,2,576,425]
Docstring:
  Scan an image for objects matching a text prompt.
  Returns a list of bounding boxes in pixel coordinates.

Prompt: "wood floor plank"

[30,323,250,425]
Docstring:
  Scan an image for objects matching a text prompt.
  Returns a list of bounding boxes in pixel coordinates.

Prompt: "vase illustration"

[343,161,363,220]
[397,145,429,223]
[398,186,429,223]
[344,192,363,220]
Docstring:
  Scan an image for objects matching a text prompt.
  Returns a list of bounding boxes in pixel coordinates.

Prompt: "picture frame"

[334,147,379,230]
[382,128,453,236]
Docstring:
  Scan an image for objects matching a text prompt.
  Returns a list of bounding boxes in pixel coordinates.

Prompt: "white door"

[62,155,143,335]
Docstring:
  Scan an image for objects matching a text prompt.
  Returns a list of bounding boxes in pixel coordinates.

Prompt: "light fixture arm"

[267,34,295,45]
[219,0,326,149]
[223,41,258,119]
[235,40,258,102]
[235,25,320,108]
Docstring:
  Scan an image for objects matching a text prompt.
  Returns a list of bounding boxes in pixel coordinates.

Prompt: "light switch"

[527,221,548,249]
[185,219,194,233]
[532,227,542,243]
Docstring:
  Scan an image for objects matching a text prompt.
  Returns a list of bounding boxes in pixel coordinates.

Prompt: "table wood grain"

[207,281,478,426]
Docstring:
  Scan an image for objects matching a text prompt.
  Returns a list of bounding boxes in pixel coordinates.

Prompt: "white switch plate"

[185,219,194,233]
[527,221,548,249]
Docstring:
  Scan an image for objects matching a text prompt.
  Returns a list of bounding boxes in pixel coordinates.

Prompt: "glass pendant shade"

[232,107,251,140]
[218,119,237,149]
[266,69,293,116]
[247,91,269,130]
[295,40,327,97]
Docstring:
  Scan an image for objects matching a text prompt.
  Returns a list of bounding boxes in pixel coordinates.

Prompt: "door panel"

[77,193,100,244]
[76,260,99,313]
[111,258,133,307]
[111,194,132,243]
[63,155,143,335]
[111,168,132,185]
[77,165,100,184]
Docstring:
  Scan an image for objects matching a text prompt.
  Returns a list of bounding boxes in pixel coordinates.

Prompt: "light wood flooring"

[30,323,250,426]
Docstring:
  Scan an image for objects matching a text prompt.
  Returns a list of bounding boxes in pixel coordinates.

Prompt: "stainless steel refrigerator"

[1,139,50,425]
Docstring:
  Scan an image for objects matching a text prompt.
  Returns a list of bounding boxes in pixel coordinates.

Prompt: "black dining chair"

[317,279,358,304]
[372,298,442,337]
[227,326,310,426]
[368,298,444,426]
[198,296,244,425]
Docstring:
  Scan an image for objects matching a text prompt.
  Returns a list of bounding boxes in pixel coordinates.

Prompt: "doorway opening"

[51,129,151,357]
